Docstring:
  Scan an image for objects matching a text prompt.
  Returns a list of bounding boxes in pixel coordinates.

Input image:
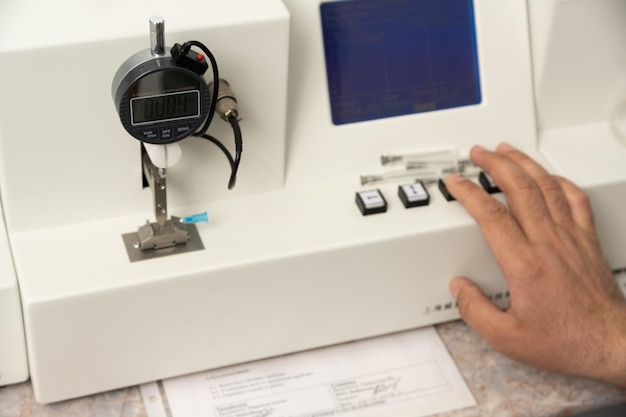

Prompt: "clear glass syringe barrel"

[360,163,481,186]
[381,147,459,167]
[360,168,442,186]
[456,159,481,176]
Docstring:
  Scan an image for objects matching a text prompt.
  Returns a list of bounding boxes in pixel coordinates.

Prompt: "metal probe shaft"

[149,15,165,56]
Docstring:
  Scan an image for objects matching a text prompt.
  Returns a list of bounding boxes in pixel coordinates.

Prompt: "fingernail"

[498,142,515,152]
[445,173,464,184]
[472,145,487,154]
[450,278,464,299]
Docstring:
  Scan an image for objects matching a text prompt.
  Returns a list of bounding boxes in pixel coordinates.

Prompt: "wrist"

[597,305,626,388]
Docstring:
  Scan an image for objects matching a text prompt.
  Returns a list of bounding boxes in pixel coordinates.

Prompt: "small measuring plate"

[122,223,204,262]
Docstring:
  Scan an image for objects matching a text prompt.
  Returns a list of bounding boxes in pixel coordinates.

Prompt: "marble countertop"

[1,320,625,417]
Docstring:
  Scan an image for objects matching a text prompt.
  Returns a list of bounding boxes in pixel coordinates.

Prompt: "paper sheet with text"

[161,327,475,417]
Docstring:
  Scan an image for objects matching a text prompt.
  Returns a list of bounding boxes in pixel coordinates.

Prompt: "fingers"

[494,143,576,230]
[450,277,515,340]
[468,145,556,237]
[466,143,592,241]
[554,176,596,235]
[446,174,528,260]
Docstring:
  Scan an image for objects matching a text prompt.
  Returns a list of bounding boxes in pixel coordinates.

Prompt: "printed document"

[161,327,475,417]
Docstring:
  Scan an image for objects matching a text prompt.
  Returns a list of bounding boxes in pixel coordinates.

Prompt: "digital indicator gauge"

[112,17,212,144]
[111,16,242,191]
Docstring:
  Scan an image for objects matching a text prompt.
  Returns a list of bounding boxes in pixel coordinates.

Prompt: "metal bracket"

[122,222,204,263]
[122,145,205,262]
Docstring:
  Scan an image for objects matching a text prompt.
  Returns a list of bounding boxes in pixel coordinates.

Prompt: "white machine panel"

[0,0,289,234]
[0,201,29,386]
[528,0,626,267]
[1,0,625,405]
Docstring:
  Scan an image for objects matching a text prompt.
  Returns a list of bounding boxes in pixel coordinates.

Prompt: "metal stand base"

[122,223,204,262]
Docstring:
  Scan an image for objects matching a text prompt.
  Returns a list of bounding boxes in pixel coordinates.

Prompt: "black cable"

[182,40,242,190]
[199,116,242,190]
[228,115,242,189]
[182,40,220,137]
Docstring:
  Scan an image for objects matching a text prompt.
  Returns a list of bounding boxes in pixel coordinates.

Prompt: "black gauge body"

[112,48,211,144]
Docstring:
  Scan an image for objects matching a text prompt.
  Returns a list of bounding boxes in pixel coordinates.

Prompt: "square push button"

[398,182,430,208]
[356,189,387,215]
[479,171,501,193]
[438,178,456,201]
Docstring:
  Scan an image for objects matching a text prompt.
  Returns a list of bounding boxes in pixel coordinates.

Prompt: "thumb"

[450,277,513,339]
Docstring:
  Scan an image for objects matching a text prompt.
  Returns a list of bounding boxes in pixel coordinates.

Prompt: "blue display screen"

[320,0,481,125]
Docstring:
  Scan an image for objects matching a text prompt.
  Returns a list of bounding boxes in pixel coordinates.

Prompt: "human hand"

[446,143,626,387]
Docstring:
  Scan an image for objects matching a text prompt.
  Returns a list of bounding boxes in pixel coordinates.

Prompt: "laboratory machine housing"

[0,0,625,403]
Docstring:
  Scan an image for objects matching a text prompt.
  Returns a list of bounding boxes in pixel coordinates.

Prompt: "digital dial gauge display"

[112,48,210,144]
[131,90,200,125]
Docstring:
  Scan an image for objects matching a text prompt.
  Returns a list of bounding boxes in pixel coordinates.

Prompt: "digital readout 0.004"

[131,90,200,125]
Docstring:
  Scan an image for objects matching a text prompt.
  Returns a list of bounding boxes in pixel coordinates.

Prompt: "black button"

[438,179,455,201]
[355,189,387,216]
[398,182,430,208]
[479,171,501,194]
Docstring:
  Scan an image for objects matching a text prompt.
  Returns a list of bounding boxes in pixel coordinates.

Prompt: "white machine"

[0,0,625,404]
[0,201,28,387]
